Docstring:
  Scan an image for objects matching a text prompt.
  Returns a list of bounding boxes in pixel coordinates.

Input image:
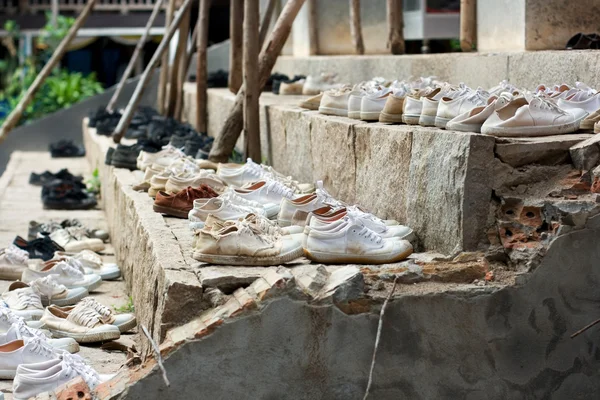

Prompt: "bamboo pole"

[208,0,306,162]
[307,0,318,55]
[386,0,405,55]
[228,0,244,93]
[107,0,164,113]
[349,0,364,55]
[460,0,476,52]
[173,5,194,120]
[167,2,190,117]
[0,0,97,143]
[113,0,193,143]
[158,0,176,115]
[196,0,211,133]
[243,0,260,161]
[258,0,277,49]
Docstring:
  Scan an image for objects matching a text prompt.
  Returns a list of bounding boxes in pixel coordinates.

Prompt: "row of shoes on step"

[274,72,342,96]
[0,307,114,399]
[162,159,416,266]
[30,168,97,210]
[25,219,108,255]
[300,76,600,137]
[88,106,158,139]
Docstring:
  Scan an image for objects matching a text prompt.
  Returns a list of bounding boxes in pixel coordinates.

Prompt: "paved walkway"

[0,151,135,398]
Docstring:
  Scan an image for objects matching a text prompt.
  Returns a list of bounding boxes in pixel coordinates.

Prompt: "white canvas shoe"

[0,245,29,281]
[136,145,185,171]
[488,80,518,97]
[49,229,104,253]
[481,95,588,137]
[13,353,109,400]
[192,221,304,266]
[189,197,260,230]
[40,304,120,343]
[30,277,88,307]
[2,283,44,321]
[558,92,600,114]
[360,88,392,121]
[64,298,136,333]
[446,94,512,133]
[419,86,456,126]
[318,88,351,117]
[302,73,339,95]
[0,309,45,334]
[220,190,279,218]
[305,214,413,264]
[435,87,489,129]
[233,179,295,209]
[22,261,102,292]
[0,321,79,354]
[402,87,439,125]
[165,171,226,194]
[55,251,121,281]
[0,336,60,379]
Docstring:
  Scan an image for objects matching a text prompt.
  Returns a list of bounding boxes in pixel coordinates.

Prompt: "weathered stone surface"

[354,123,412,222]
[54,377,91,400]
[570,134,600,171]
[495,134,592,167]
[407,129,494,253]
[295,265,329,297]
[318,266,362,301]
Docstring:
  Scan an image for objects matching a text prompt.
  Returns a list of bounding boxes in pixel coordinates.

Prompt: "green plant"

[114,296,135,314]
[36,12,75,58]
[86,168,101,195]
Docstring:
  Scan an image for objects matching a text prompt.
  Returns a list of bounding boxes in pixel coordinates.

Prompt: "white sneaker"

[54,250,121,281]
[305,214,413,264]
[69,298,136,333]
[233,180,295,210]
[189,197,260,230]
[30,277,88,307]
[0,245,29,281]
[360,88,392,121]
[192,220,304,265]
[22,261,102,292]
[0,336,60,379]
[302,73,339,95]
[2,283,44,321]
[558,92,600,114]
[40,304,120,343]
[0,320,79,354]
[165,171,226,194]
[420,84,467,127]
[446,93,512,133]
[221,190,279,218]
[136,145,185,172]
[13,353,109,399]
[402,87,438,125]
[49,228,104,253]
[435,87,489,128]
[348,88,367,119]
[488,80,518,97]
[0,309,45,334]
[481,95,588,137]
[318,87,351,117]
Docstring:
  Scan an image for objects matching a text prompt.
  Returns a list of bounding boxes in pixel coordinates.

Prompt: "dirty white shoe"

[0,245,29,281]
[55,251,121,281]
[40,304,120,343]
[192,221,304,266]
[68,298,136,333]
[402,87,439,125]
[136,145,185,171]
[305,214,413,264]
[481,95,588,137]
[0,320,79,354]
[0,336,61,379]
[30,277,88,307]
[318,88,351,117]
[165,171,225,194]
[419,84,464,127]
[189,197,260,230]
[13,353,109,399]
[446,93,512,133]
[302,73,339,95]
[435,87,489,129]
[22,261,102,292]
[49,229,104,253]
[2,283,44,321]
[360,88,391,121]
[233,179,295,209]
[221,190,279,218]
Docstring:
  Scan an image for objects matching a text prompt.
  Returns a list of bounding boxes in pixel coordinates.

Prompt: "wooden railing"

[3,0,168,13]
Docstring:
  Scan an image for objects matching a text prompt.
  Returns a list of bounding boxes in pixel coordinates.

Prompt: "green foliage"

[36,13,75,56]
[86,168,101,195]
[114,297,135,314]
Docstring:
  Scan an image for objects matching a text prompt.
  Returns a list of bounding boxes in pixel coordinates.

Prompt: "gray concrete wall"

[124,216,600,399]
[0,71,159,176]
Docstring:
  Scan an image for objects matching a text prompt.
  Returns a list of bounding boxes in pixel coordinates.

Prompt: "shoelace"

[346,206,386,228]
[0,307,21,325]
[357,226,383,244]
[222,191,263,209]
[68,305,102,328]
[237,221,276,246]
[56,261,85,279]
[4,245,29,265]
[315,181,345,207]
[533,95,567,114]
[27,336,56,359]
[31,276,66,299]
[13,319,47,341]
[16,290,43,309]
[465,87,490,105]
[66,226,89,241]
[245,214,281,236]
[265,180,295,199]
[62,353,101,388]
[81,298,112,319]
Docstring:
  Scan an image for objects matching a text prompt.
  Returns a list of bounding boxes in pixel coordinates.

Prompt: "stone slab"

[495,134,592,167]
[570,133,600,171]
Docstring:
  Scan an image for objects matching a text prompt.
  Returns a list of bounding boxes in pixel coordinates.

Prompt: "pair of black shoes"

[29,169,83,186]
[42,180,97,210]
[272,75,306,95]
[13,235,64,261]
[105,140,161,170]
[49,140,85,158]
[192,69,229,88]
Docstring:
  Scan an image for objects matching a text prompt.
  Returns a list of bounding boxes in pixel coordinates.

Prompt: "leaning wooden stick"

[350,0,364,55]
[174,14,198,121]
[258,0,277,49]
[243,0,260,161]
[386,0,405,54]
[113,0,193,143]
[107,0,164,113]
[460,0,476,52]
[158,0,176,115]
[0,0,97,143]
[208,0,307,162]
[167,2,190,117]
[228,0,244,93]
[196,0,211,133]
[571,317,600,338]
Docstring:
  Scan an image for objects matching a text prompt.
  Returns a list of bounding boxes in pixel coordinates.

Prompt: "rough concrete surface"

[121,217,600,399]
[495,134,592,168]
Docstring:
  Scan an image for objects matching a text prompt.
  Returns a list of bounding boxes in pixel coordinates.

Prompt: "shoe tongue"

[67,303,102,328]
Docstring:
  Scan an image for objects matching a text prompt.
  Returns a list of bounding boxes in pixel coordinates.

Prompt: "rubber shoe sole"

[41,289,89,307]
[115,317,137,333]
[153,204,190,219]
[318,106,347,117]
[192,246,304,266]
[47,327,120,343]
[379,112,404,123]
[304,246,413,264]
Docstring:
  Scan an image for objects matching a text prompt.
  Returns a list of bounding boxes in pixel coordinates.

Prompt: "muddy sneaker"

[192,221,304,266]
[60,219,109,242]
[0,336,61,379]
[30,277,88,307]
[13,236,64,261]
[165,171,225,194]
[305,214,413,264]
[189,197,261,229]
[205,213,284,237]
[0,245,29,280]
[154,185,219,218]
[59,298,136,333]
[49,228,104,253]
[49,140,85,158]
[2,283,44,321]
[40,304,120,343]
[22,261,102,292]
[54,251,120,281]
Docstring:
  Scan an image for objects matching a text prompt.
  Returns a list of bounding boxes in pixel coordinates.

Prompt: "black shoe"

[29,169,83,186]
[267,73,289,93]
[170,131,196,148]
[27,220,63,241]
[49,140,85,158]
[13,235,64,261]
[42,181,97,210]
[109,144,143,170]
[184,134,210,156]
[207,69,229,88]
[105,147,115,166]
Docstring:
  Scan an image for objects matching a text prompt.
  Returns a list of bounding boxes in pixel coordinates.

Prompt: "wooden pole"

[182,21,199,87]
[167,2,190,117]
[307,0,318,55]
[208,0,306,162]
[228,0,244,93]
[158,0,176,114]
[258,0,277,50]
[460,0,476,52]
[0,0,97,143]
[173,5,194,120]
[172,21,198,121]
[196,0,211,133]
[243,0,260,161]
[107,0,164,113]
[349,0,364,55]
[113,0,193,143]
[386,0,405,55]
